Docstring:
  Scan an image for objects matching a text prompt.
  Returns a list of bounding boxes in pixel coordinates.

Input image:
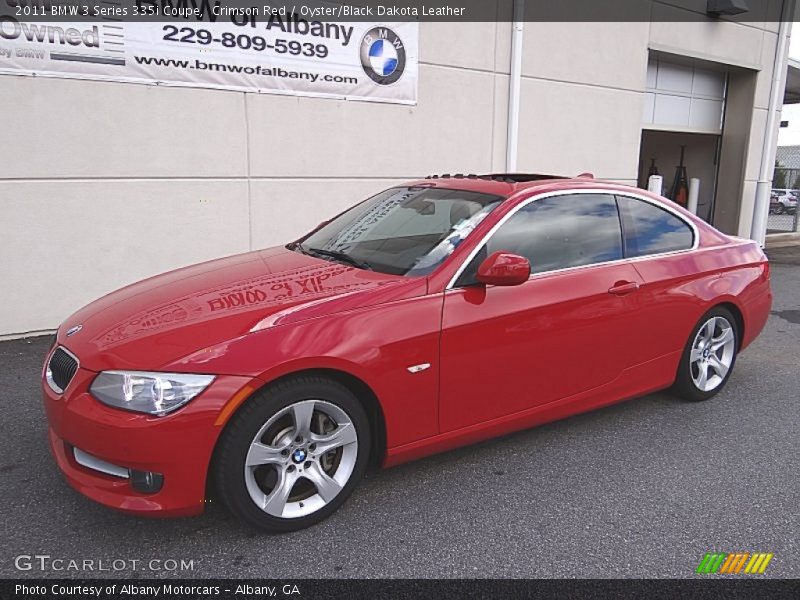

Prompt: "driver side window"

[455,193,623,286]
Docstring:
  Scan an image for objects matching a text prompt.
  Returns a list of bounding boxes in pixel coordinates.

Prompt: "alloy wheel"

[689,316,736,392]
[243,399,358,519]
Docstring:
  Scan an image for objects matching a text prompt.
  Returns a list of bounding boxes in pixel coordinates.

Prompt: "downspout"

[751,1,794,245]
[506,0,525,172]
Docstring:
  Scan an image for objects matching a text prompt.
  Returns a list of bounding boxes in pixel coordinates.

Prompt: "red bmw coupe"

[42,174,772,531]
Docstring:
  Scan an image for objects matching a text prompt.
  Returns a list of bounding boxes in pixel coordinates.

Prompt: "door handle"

[608,281,640,296]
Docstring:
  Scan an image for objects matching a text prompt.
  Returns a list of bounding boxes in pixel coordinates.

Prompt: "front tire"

[672,307,739,402]
[214,376,370,532]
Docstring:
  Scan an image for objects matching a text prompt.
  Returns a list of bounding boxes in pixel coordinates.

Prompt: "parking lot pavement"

[767,245,800,266]
[1,263,798,580]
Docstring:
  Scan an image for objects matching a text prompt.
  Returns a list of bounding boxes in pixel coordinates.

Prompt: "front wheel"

[672,307,739,402]
[214,376,370,532]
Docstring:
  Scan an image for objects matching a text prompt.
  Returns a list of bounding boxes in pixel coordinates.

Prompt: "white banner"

[0,11,418,104]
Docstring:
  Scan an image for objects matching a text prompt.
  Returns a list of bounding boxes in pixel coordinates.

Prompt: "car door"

[438,192,644,433]
[614,193,698,366]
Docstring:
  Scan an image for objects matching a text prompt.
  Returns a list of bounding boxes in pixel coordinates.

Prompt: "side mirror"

[476,251,531,286]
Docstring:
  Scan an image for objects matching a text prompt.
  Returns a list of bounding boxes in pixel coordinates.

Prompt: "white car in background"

[770,190,798,214]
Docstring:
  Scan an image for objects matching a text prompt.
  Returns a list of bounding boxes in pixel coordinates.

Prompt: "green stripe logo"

[697,553,727,573]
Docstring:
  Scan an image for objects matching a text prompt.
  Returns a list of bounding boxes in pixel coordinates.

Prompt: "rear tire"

[672,306,739,402]
[214,375,370,532]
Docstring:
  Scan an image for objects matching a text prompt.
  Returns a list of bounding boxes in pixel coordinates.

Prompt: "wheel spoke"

[312,423,357,455]
[304,462,343,503]
[701,318,716,343]
[246,442,286,467]
[708,355,729,378]
[263,469,298,516]
[696,361,709,390]
[690,347,703,363]
[711,327,734,351]
[291,400,316,438]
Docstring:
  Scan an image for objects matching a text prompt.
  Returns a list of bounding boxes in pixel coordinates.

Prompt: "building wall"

[516,2,785,198]
[0,1,789,337]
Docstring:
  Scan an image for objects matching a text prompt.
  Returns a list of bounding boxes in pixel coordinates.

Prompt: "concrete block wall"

[0,1,788,336]
[0,20,513,337]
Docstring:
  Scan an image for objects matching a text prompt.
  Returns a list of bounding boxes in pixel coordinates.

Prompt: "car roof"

[404,173,618,198]
[401,172,733,250]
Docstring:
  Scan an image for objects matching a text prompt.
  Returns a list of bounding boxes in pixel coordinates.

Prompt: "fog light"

[130,470,164,494]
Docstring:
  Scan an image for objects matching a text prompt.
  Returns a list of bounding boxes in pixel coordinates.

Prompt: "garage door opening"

[638,129,720,224]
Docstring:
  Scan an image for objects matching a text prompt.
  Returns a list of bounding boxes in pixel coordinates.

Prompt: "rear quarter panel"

[630,239,770,365]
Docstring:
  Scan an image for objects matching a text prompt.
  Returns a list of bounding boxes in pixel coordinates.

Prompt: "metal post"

[505,0,525,172]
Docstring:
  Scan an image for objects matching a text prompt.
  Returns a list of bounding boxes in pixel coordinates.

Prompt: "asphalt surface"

[1,258,799,579]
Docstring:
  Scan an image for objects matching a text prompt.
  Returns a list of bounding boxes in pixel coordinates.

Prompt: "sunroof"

[424,173,569,182]
[477,173,569,182]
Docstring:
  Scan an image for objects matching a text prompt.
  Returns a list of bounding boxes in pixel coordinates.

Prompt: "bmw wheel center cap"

[292,449,307,464]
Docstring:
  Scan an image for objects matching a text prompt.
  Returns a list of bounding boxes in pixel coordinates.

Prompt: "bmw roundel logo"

[292,449,307,464]
[360,26,406,85]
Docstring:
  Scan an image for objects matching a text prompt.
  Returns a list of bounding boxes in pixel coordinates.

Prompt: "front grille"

[47,347,79,393]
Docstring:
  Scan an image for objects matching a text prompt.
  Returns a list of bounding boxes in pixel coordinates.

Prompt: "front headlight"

[89,371,215,416]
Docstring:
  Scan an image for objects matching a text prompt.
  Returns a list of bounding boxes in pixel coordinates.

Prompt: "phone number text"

[162,26,329,58]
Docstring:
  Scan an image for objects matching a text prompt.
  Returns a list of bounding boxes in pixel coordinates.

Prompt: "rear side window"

[617,195,694,257]
[478,193,623,275]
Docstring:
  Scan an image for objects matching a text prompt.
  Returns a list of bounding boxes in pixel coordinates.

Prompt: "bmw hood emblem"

[65,324,83,337]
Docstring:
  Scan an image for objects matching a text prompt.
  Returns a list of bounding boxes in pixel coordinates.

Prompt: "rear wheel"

[672,307,739,402]
[214,376,370,532]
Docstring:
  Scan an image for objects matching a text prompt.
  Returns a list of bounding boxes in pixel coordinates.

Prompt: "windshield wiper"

[305,247,374,271]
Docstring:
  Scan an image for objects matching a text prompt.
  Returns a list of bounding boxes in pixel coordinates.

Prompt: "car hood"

[56,247,418,372]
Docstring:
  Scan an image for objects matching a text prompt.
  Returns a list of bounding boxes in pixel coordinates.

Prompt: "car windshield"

[293,186,503,276]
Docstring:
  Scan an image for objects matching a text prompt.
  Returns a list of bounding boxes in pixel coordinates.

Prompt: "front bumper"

[42,355,254,517]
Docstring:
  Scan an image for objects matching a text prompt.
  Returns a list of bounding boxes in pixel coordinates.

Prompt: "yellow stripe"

[745,554,760,573]
[719,554,736,574]
[758,554,774,574]
[733,553,749,574]
[749,553,766,573]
